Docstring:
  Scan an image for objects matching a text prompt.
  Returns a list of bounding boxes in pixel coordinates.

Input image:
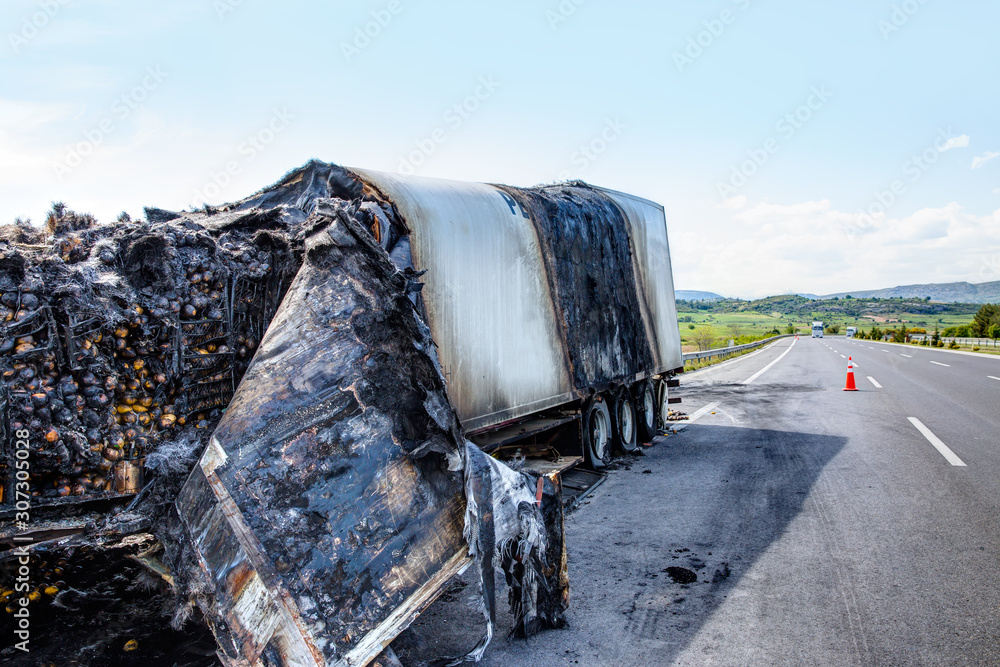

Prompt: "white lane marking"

[989,376,1000,382]
[881,350,889,353]
[930,361,950,367]
[908,417,967,467]
[901,354,912,358]
[742,338,797,385]
[869,346,876,349]
[672,401,721,431]
[867,376,882,388]
[685,402,720,424]
[840,354,846,359]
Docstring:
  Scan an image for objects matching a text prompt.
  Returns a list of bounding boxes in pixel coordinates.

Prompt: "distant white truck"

[812,321,824,338]
[846,326,857,338]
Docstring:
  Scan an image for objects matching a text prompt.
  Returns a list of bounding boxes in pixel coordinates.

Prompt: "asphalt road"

[399,336,1000,666]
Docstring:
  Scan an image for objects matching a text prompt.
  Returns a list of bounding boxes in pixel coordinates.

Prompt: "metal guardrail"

[683,334,794,363]
[908,335,999,348]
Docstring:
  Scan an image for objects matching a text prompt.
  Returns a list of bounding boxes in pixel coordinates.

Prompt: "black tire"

[582,395,612,469]
[655,378,672,431]
[632,380,657,443]
[611,389,639,453]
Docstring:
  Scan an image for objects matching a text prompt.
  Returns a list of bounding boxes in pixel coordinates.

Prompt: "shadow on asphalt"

[607,423,849,662]
[394,421,849,665]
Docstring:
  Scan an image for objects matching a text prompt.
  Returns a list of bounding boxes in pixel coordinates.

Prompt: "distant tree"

[827,325,840,334]
[785,324,795,334]
[690,328,718,351]
[972,304,1000,337]
[990,324,1000,340]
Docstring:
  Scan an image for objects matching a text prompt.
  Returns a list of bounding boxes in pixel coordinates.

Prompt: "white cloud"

[717,195,746,209]
[671,197,1000,298]
[938,134,970,152]
[971,151,1000,170]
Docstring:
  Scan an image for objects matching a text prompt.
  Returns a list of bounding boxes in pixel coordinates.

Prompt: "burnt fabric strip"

[496,184,655,393]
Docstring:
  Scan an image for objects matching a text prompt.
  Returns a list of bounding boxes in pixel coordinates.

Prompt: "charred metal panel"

[176,202,471,667]
[596,188,684,375]
[497,184,655,392]
[349,169,575,433]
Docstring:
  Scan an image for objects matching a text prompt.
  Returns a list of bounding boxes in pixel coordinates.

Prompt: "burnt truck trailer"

[349,168,685,460]
[0,162,682,666]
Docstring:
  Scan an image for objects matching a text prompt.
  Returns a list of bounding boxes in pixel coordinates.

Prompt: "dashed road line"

[908,417,967,467]
[867,376,882,389]
[901,354,912,358]
[930,361,950,367]
[989,376,1000,382]
[840,354,846,359]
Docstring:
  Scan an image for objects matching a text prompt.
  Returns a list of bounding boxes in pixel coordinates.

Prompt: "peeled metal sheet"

[175,202,471,667]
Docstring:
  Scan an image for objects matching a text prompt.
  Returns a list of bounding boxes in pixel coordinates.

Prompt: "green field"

[677,311,785,347]
[677,306,977,349]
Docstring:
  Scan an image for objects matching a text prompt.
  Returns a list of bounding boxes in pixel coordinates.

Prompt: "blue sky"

[2,0,999,297]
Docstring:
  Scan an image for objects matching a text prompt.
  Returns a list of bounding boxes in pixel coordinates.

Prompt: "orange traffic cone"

[843,357,858,391]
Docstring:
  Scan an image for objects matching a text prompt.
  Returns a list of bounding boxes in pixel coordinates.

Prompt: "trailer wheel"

[583,396,612,469]
[611,389,639,453]
[633,380,657,443]
[656,378,672,431]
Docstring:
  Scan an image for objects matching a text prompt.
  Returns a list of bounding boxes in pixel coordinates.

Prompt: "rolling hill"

[675,290,724,301]
[820,281,1000,303]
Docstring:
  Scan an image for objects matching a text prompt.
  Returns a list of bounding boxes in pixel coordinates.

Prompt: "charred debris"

[0,162,586,666]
